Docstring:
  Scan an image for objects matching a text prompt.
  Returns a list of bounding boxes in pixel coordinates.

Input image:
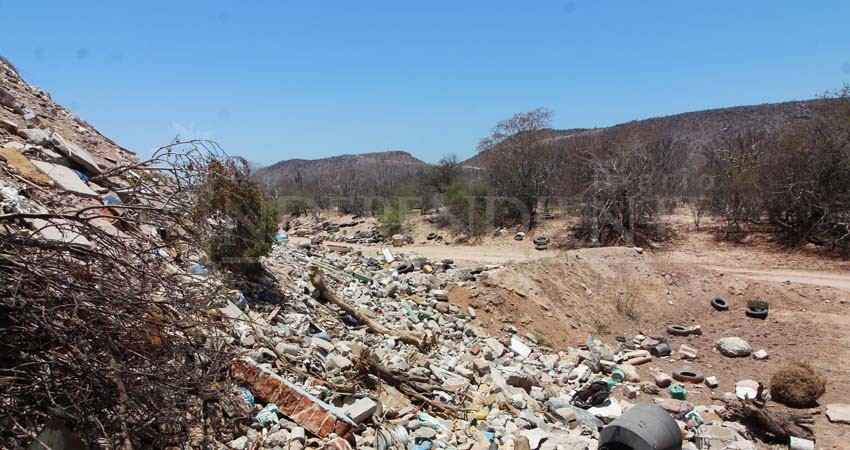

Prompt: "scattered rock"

[715,337,752,357]
[826,404,850,424]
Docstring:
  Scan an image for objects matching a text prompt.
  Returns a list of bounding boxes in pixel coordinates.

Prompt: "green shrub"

[375,198,408,237]
[195,158,278,275]
[445,180,491,236]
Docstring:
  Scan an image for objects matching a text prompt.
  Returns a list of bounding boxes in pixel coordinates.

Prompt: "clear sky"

[3,1,849,164]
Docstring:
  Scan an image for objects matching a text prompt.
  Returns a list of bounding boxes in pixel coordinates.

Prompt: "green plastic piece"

[668,384,686,400]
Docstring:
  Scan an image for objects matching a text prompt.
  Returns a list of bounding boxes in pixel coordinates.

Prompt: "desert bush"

[195,157,278,275]
[444,180,491,236]
[374,199,408,237]
[770,361,826,407]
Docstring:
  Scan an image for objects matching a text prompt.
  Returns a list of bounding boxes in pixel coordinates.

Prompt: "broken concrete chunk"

[653,371,673,388]
[19,128,52,146]
[50,132,102,175]
[31,160,98,197]
[339,397,377,424]
[510,336,532,358]
[588,397,622,423]
[30,218,93,248]
[752,349,768,360]
[432,289,449,301]
[826,404,850,424]
[653,398,694,419]
[735,379,759,400]
[705,376,719,389]
[678,344,698,360]
[520,427,548,450]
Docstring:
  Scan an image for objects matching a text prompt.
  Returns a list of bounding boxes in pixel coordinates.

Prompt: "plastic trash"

[238,387,255,406]
[255,403,280,426]
[274,232,289,243]
[684,410,703,426]
[611,368,626,383]
[102,192,122,206]
[668,384,686,400]
[418,412,448,432]
[599,403,682,450]
[412,437,432,450]
[311,331,331,342]
[190,263,206,275]
[71,170,89,182]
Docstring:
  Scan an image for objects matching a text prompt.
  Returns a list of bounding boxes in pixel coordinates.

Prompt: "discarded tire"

[534,243,548,251]
[711,297,729,311]
[599,403,681,450]
[426,233,437,241]
[533,236,550,246]
[396,262,414,274]
[745,307,768,319]
[672,368,705,384]
[666,325,690,336]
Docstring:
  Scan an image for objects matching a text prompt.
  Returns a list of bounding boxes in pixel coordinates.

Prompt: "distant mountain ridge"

[463,99,817,168]
[255,150,429,197]
[257,99,819,195]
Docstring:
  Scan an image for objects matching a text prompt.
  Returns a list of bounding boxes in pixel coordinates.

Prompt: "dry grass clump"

[770,361,826,407]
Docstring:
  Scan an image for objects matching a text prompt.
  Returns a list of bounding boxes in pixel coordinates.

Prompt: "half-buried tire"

[711,297,729,311]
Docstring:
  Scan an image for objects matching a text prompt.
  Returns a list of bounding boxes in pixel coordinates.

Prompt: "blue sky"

[3,1,849,164]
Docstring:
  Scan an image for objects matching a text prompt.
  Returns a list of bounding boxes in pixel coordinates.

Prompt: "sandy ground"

[292,210,850,448]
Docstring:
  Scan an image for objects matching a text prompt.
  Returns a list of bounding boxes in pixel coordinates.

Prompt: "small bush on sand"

[770,361,826,407]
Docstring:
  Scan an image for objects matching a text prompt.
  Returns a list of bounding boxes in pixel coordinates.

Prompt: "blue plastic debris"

[238,387,255,406]
[274,232,289,243]
[343,314,362,327]
[72,170,89,182]
[311,331,331,342]
[190,263,206,275]
[102,192,122,206]
[412,437,432,450]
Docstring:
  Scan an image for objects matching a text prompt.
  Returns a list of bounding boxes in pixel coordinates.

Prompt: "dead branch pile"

[715,383,815,442]
[0,142,247,448]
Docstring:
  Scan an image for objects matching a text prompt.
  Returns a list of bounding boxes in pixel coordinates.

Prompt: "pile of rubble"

[212,238,833,450]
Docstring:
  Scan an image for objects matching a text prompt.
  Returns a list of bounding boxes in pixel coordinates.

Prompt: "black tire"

[426,233,437,240]
[666,325,689,336]
[396,262,414,274]
[533,236,550,245]
[535,244,548,251]
[711,297,729,311]
[746,307,768,319]
[672,368,705,384]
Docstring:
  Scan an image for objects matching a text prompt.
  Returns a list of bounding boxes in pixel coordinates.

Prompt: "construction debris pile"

[202,238,834,450]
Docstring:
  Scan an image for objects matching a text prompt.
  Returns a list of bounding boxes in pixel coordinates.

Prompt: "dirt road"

[701,266,850,292]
